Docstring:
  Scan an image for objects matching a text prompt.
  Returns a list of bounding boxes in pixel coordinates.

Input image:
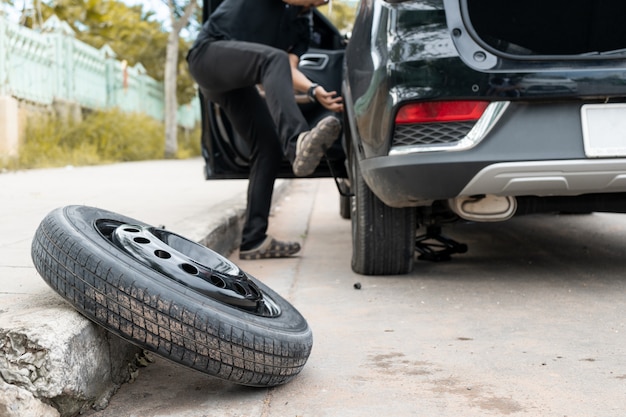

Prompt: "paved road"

[85,178,626,417]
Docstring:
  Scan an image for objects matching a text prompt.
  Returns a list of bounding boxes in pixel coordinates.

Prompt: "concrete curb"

[0,180,290,417]
[0,295,142,417]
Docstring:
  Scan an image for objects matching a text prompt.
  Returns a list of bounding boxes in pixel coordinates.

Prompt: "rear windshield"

[466,0,626,56]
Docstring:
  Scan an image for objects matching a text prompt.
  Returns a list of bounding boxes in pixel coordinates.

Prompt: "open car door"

[199,0,347,180]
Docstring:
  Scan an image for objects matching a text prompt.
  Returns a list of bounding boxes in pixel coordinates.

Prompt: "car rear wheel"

[350,154,417,275]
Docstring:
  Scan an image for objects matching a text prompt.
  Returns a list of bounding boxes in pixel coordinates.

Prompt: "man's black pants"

[188,40,310,250]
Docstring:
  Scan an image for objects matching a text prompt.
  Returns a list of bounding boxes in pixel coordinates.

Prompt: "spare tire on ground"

[31,205,313,387]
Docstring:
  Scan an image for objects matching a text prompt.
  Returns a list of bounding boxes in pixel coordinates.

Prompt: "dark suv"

[201,0,626,275]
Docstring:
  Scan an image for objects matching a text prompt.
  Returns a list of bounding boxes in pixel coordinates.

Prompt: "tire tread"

[351,157,416,275]
[31,208,312,387]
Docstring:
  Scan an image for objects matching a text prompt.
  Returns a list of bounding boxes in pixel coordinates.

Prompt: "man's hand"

[313,85,344,113]
[288,54,344,113]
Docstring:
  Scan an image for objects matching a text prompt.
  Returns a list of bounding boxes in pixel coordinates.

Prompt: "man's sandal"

[239,236,301,260]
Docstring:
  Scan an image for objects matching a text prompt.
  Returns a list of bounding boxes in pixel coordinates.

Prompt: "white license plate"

[581,103,626,157]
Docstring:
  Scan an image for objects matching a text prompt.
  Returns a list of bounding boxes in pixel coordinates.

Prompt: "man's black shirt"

[191,0,311,58]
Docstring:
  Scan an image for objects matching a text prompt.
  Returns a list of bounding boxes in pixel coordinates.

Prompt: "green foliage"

[13,109,170,169]
[318,0,357,34]
[38,0,164,73]
[176,40,197,105]
[176,124,202,159]
[31,0,196,105]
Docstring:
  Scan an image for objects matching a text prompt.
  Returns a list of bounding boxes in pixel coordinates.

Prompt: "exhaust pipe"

[448,195,517,222]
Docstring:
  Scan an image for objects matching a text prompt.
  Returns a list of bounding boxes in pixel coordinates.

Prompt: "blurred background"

[0,0,357,170]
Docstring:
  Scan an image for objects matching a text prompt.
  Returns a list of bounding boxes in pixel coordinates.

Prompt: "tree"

[318,0,356,35]
[23,0,196,107]
[163,0,197,158]
[35,1,166,78]
[19,0,198,158]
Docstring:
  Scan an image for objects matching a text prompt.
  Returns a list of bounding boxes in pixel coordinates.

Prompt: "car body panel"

[343,0,626,207]
[199,0,626,274]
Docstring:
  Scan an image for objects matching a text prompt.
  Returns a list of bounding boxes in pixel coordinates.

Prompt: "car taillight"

[395,101,490,124]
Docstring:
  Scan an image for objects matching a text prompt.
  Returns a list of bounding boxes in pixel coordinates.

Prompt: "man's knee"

[265,48,289,68]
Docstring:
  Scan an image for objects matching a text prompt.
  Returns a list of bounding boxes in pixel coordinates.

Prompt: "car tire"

[350,155,417,275]
[31,205,313,387]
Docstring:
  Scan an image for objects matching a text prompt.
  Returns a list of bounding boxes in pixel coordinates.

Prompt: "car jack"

[415,225,468,262]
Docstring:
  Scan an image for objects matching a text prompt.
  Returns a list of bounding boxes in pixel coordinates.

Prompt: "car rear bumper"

[362,155,626,207]
[359,101,626,207]
[461,159,626,196]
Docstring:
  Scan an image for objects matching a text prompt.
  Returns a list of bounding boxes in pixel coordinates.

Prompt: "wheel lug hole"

[210,276,226,288]
[234,283,247,296]
[154,249,171,259]
[181,263,199,275]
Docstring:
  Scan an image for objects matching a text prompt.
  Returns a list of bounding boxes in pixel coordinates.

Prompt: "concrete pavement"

[7,164,625,416]
[0,158,288,416]
[81,178,626,417]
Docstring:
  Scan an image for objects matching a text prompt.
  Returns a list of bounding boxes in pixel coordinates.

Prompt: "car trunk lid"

[444,0,626,75]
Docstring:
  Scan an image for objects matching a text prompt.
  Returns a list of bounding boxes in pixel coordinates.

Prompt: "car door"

[200,0,347,180]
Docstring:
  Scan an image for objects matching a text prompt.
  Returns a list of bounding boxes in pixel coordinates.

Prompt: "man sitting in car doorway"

[187,0,344,260]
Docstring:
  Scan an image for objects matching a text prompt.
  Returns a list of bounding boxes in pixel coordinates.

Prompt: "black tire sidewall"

[32,205,313,386]
[350,153,416,275]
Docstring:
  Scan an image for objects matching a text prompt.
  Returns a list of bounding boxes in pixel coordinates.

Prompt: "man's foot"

[239,236,301,260]
[293,116,341,177]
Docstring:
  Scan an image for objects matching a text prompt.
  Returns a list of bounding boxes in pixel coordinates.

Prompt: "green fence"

[0,15,199,128]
